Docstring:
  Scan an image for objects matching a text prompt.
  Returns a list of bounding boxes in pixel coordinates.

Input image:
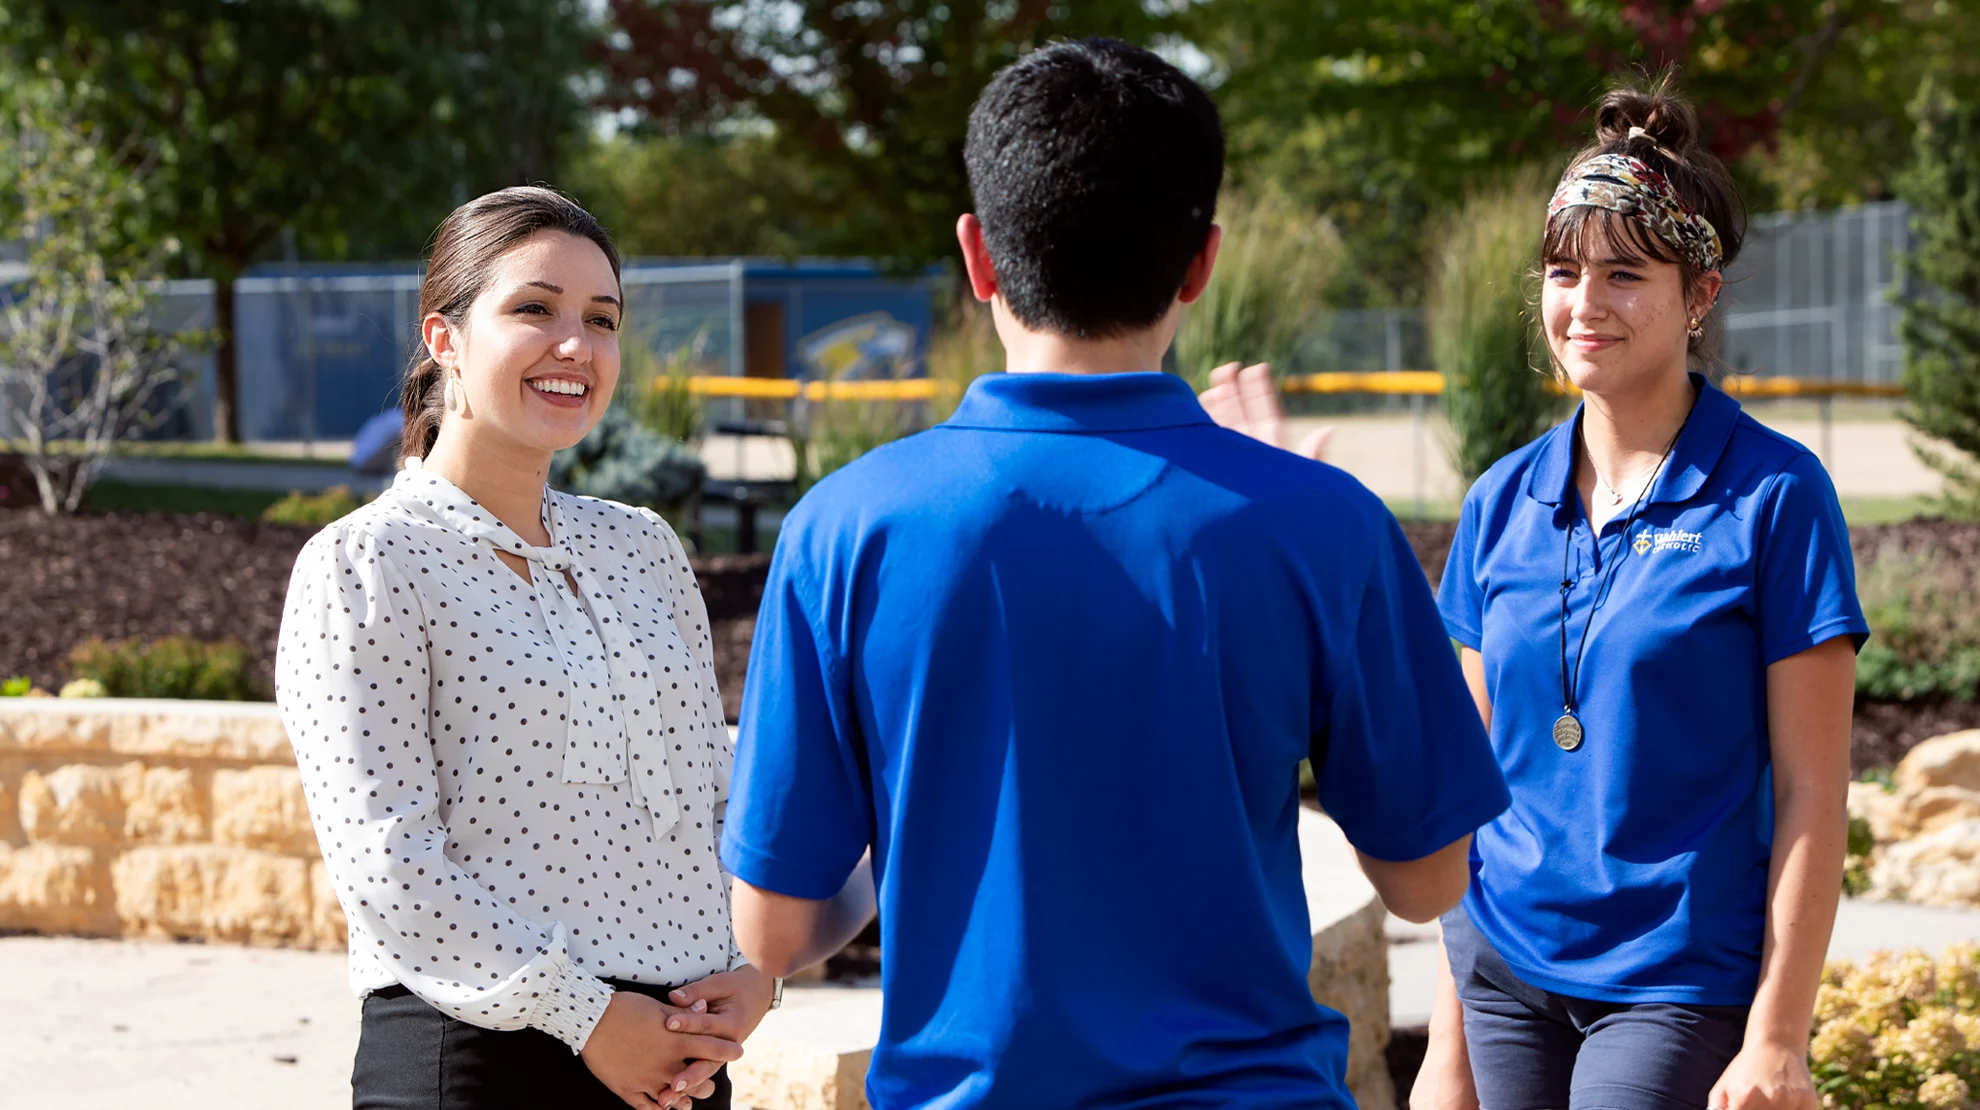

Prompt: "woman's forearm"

[1747,783,1845,1048]
[1749,636,1856,1050]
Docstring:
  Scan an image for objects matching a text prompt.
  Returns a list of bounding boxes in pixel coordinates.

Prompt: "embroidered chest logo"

[1632,526,1703,556]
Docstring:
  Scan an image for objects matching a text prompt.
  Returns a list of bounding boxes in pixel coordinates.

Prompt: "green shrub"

[1173,186,1340,389]
[550,406,706,510]
[926,299,1001,424]
[67,636,264,701]
[261,485,363,527]
[788,395,920,497]
[0,676,31,696]
[1844,814,1876,897]
[1432,170,1562,484]
[1855,541,1980,701]
[620,322,714,446]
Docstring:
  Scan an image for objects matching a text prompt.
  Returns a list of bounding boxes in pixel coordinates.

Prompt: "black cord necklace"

[1553,407,1691,752]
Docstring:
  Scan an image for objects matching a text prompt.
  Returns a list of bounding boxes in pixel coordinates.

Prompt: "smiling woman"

[276,188,773,1110]
[1405,80,1869,1110]
[401,191,625,463]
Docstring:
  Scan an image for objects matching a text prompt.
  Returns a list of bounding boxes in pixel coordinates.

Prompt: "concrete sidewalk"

[0,936,358,1110]
[5,896,1974,1108]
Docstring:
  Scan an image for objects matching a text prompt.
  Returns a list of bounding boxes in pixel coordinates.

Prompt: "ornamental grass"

[1812,944,1980,1108]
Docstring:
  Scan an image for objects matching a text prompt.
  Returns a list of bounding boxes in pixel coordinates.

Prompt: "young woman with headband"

[1207,81,1866,1110]
[276,187,773,1110]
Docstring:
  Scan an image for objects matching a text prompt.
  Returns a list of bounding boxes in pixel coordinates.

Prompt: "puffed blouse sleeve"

[275,526,615,1052]
[636,508,741,968]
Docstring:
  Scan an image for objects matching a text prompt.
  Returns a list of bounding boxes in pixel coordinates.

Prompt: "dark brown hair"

[401,186,623,460]
[1543,74,1747,365]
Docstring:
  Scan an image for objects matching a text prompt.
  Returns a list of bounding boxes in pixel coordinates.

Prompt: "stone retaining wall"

[0,699,343,949]
[2,700,1396,1107]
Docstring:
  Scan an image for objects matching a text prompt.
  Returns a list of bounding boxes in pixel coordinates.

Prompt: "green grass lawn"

[1384,498,1460,522]
[1840,496,1945,526]
[83,481,289,519]
[4,440,348,465]
[63,482,1958,535]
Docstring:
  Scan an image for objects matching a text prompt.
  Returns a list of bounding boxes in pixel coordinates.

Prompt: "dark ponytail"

[401,187,622,460]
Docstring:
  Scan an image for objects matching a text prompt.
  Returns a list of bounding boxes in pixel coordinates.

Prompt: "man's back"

[724,372,1505,1109]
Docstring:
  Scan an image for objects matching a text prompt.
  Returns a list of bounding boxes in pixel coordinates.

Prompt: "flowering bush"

[1813,945,1980,1108]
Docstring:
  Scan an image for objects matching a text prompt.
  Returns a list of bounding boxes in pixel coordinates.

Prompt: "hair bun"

[1594,83,1699,156]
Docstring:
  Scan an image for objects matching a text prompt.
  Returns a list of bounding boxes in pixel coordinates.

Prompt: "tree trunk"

[212,275,241,443]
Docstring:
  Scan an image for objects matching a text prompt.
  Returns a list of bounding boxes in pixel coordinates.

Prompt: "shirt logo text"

[1632,527,1703,555]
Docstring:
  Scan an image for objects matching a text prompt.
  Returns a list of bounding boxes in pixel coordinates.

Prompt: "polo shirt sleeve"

[1436,491,1486,650]
[1755,451,1869,664]
[719,539,874,901]
[1316,510,1510,862]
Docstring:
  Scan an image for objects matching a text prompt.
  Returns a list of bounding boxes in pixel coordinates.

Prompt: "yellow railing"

[683,374,1905,401]
[683,377,946,401]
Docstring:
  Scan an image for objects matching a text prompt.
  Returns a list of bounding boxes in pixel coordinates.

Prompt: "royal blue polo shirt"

[1437,373,1867,1005]
[723,371,1509,1110]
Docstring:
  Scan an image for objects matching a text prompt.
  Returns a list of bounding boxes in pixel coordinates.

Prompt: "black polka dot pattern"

[274,462,738,1052]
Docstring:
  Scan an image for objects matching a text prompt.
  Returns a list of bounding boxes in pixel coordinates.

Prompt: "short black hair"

[964,38,1224,339]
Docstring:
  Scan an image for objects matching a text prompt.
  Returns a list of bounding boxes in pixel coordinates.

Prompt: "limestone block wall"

[0,699,344,950]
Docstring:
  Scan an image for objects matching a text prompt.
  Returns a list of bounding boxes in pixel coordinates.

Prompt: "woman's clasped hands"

[581,965,778,1110]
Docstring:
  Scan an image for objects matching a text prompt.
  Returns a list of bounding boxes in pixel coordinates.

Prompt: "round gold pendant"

[1552,714,1584,752]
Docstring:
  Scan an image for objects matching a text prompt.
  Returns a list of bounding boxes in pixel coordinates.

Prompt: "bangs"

[1542,205,1681,269]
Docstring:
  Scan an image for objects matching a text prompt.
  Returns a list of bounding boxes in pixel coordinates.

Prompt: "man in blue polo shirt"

[717,38,1510,1110]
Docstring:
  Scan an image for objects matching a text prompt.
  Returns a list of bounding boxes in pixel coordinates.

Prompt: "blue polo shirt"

[723,372,1509,1110]
[1437,374,1867,1005]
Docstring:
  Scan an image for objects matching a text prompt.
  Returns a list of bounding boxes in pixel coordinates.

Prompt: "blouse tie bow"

[395,461,714,838]
[497,534,710,837]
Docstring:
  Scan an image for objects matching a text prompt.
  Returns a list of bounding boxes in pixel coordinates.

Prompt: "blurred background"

[5,6,1980,1108]
[0,1,1976,530]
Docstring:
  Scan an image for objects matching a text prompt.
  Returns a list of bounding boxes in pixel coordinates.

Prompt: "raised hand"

[1198,362,1332,461]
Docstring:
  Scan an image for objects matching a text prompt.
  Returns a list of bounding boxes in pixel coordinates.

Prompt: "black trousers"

[352,979,733,1110]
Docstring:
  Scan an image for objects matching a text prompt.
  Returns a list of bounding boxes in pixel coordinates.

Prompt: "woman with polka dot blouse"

[276,187,772,1110]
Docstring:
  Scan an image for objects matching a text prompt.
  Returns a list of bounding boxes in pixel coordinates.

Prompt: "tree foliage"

[0,0,596,441]
[568,133,815,258]
[1895,78,1980,520]
[594,1,1179,267]
[1191,0,1976,305]
[0,67,195,513]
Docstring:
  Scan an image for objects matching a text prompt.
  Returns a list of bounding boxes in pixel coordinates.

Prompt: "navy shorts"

[1442,906,1749,1110]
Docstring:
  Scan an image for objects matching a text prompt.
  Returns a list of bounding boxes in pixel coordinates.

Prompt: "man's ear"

[957,214,999,303]
[1176,225,1224,306]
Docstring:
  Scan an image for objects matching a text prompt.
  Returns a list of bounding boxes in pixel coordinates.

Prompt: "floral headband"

[1547,152,1724,274]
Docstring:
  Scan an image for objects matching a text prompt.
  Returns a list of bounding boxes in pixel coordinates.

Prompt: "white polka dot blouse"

[275,461,737,1052]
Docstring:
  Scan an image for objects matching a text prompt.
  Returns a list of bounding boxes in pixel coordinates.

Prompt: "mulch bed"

[0,508,773,721]
[2,508,1975,771]
[0,509,318,692]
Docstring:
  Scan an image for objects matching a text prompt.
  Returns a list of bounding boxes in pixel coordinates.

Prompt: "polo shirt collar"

[1525,372,1740,508]
[943,371,1214,434]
